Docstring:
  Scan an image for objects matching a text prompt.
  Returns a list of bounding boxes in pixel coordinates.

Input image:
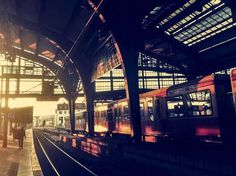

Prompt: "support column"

[101,0,145,143]
[85,82,95,136]
[68,97,76,134]
[112,28,142,143]
[2,78,9,148]
[122,45,142,143]
[70,47,95,136]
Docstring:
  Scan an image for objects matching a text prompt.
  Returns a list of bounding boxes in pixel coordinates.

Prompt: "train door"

[155,98,161,130]
[155,97,167,135]
[114,106,122,133]
[123,105,131,134]
[94,111,99,128]
[146,100,155,134]
[140,102,145,133]
[101,110,107,130]
[83,111,88,131]
[107,105,115,131]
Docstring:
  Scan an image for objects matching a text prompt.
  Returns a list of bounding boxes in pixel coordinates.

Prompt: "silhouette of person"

[174,103,181,117]
[12,125,17,142]
[17,126,26,149]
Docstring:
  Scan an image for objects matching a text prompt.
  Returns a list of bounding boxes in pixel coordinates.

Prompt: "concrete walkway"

[0,129,42,176]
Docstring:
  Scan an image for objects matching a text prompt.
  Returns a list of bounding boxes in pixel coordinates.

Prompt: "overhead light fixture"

[211,0,221,5]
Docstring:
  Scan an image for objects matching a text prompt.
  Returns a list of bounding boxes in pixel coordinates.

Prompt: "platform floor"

[0,129,39,176]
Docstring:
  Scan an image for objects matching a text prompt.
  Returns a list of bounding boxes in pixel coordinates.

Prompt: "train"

[231,69,236,113]
[66,69,236,144]
[65,110,87,131]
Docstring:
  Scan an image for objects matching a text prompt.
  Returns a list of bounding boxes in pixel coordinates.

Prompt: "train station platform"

[0,129,42,176]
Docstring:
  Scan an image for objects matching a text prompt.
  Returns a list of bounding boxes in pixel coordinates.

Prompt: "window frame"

[166,89,214,118]
[147,100,155,121]
[166,95,185,118]
[140,102,145,120]
[185,89,213,117]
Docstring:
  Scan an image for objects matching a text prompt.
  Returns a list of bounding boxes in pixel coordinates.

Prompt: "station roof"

[0,0,235,83]
[142,0,236,76]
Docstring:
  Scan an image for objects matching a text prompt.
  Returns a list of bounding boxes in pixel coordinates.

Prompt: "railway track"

[33,130,98,176]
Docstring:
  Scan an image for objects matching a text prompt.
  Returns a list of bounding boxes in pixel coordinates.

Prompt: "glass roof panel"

[144,0,236,57]
[158,0,196,27]
[173,5,233,46]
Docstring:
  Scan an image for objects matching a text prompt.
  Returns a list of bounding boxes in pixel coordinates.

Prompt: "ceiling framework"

[0,0,235,89]
[142,0,236,76]
[0,0,85,97]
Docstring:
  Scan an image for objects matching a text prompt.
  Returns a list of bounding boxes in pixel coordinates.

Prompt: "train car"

[94,101,131,134]
[75,110,87,131]
[139,88,167,136]
[228,68,236,144]
[94,105,109,132]
[65,110,87,131]
[94,88,167,136]
[163,74,232,141]
[112,99,131,134]
[94,73,236,144]
[230,68,236,113]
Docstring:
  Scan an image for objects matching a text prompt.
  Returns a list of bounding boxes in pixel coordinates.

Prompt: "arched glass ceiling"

[142,0,236,75]
[0,22,70,67]
[143,0,235,46]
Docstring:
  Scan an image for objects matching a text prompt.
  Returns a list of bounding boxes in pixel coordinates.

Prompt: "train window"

[101,111,107,120]
[186,90,212,116]
[147,101,154,121]
[115,108,121,120]
[124,106,130,119]
[140,103,145,120]
[167,96,184,118]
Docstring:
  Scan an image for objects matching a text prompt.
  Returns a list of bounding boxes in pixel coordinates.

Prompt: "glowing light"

[81,141,101,157]
[63,136,67,143]
[95,105,108,111]
[144,136,156,143]
[28,42,36,49]
[72,139,77,148]
[211,0,221,5]
[14,38,20,44]
[196,127,220,136]
[94,125,108,132]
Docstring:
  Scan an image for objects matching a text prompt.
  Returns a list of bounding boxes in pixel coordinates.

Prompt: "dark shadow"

[7,162,19,176]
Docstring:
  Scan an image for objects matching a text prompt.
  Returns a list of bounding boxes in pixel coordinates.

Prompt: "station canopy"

[142,0,236,76]
[0,0,235,81]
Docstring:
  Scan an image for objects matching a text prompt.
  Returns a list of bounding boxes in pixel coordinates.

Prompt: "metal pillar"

[122,47,142,143]
[68,97,76,134]
[86,82,95,136]
[101,1,143,143]
[113,30,142,143]
[111,22,142,143]
[2,77,9,148]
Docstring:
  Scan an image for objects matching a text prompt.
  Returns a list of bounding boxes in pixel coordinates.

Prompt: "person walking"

[12,125,17,142]
[17,126,26,149]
